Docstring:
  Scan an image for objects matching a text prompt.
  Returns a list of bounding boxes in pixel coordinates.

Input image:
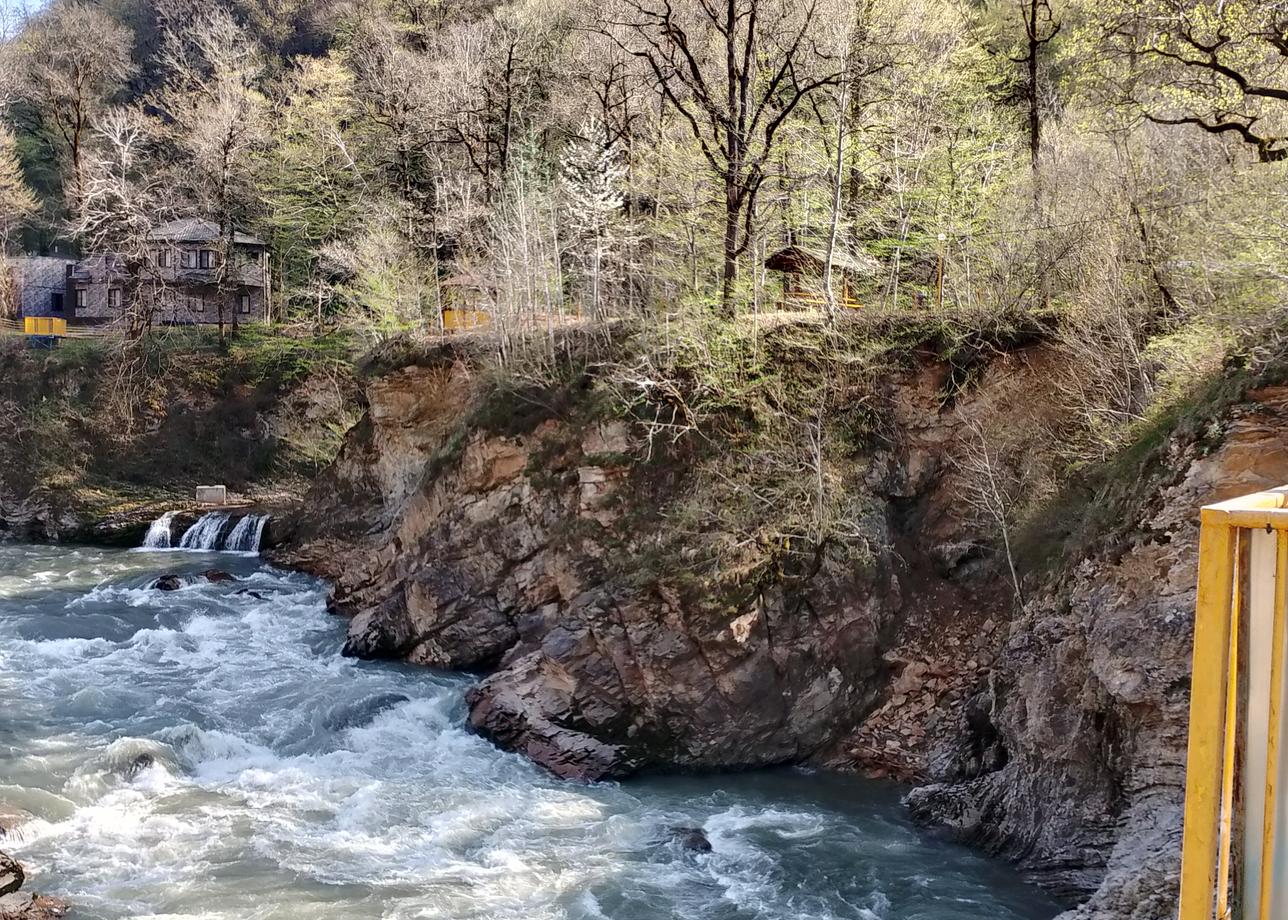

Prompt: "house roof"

[148,218,267,247]
[764,244,880,277]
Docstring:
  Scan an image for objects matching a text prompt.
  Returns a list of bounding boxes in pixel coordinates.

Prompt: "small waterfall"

[223,514,268,553]
[140,511,268,553]
[178,512,231,550]
[141,511,177,549]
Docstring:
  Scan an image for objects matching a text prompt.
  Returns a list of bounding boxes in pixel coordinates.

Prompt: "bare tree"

[0,124,35,252]
[1013,0,1059,170]
[958,419,1024,605]
[560,123,630,319]
[7,4,134,212]
[607,0,849,315]
[154,6,268,340]
[1096,0,1288,162]
[76,109,173,340]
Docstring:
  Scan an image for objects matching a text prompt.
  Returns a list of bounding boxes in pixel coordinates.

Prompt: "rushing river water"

[0,543,1061,920]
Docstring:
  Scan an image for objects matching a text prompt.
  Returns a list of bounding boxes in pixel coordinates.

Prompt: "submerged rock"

[152,574,184,591]
[125,753,155,779]
[670,826,712,853]
[322,693,410,731]
[0,853,22,897]
[201,570,236,584]
[0,809,31,841]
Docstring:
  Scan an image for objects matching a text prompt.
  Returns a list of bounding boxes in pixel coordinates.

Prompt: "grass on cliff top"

[390,306,1061,606]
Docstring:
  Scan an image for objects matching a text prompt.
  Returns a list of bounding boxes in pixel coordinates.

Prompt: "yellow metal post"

[1215,529,1242,920]
[1180,511,1236,920]
[1258,532,1287,920]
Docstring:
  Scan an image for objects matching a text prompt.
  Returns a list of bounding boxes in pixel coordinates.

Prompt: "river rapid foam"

[0,543,1060,920]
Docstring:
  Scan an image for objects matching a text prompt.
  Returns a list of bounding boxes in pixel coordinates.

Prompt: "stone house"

[9,218,270,327]
[5,256,77,319]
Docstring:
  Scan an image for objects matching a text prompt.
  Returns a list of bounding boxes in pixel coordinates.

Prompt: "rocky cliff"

[905,381,1288,917]
[278,319,1288,920]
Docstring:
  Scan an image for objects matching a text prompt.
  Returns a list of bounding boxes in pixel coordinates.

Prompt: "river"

[0,543,1061,920]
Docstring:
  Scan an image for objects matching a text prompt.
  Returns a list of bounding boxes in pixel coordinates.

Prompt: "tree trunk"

[1026,0,1041,169]
[721,182,740,317]
[823,77,850,323]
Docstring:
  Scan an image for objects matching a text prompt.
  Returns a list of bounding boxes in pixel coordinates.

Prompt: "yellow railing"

[442,308,490,331]
[1181,487,1288,920]
[780,293,863,311]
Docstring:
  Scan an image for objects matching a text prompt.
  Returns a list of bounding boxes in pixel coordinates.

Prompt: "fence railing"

[1180,486,1288,920]
[1,317,114,339]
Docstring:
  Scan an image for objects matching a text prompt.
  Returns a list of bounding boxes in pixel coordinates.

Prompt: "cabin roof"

[764,244,879,277]
[148,218,267,247]
[441,272,497,291]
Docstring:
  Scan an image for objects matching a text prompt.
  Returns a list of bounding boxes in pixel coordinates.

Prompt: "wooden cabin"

[439,272,495,331]
[764,245,879,311]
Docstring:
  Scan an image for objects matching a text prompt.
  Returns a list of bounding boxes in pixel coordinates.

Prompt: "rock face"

[288,357,896,778]
[0,893,68,920]
[905,384,1288,917]
[281,330,1288,918]
[0,854,22,897]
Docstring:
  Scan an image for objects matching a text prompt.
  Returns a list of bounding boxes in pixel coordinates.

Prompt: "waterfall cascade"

[141,511,177,549]
[178,512,230,550]
[223,514,269,553]
[140,511,269,554]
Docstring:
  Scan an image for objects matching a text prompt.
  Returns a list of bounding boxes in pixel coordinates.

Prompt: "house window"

[180,250,196,269]
[108,288,122,309]
[238,293,250,314]
[50,292,64,313]
[199,249,216,269]
[156,249,171,268]
[75,289,86,310]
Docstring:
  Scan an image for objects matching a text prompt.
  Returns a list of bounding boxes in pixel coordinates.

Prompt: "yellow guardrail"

[1181,487,1288,920]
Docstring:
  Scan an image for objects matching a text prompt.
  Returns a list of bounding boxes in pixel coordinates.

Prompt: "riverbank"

[0,330,360,543]
[11,313,1288,919]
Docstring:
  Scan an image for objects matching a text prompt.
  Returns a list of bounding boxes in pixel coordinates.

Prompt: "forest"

[0,0,1285,475]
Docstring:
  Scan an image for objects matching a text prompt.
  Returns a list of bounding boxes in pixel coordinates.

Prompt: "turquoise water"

[0,543,1061,920]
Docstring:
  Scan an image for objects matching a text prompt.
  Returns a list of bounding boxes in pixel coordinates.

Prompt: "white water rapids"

[0,543,1061,920]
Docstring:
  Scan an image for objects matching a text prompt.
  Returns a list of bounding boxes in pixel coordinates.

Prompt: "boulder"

[125,753,155,779]
[0,853,22,897]
[670,826,712,853]
[152,574,184,591]
[201,570,235,584]
[0,892,68,920]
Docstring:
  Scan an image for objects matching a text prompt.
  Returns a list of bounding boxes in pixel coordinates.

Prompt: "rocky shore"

[0,850,65,920]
